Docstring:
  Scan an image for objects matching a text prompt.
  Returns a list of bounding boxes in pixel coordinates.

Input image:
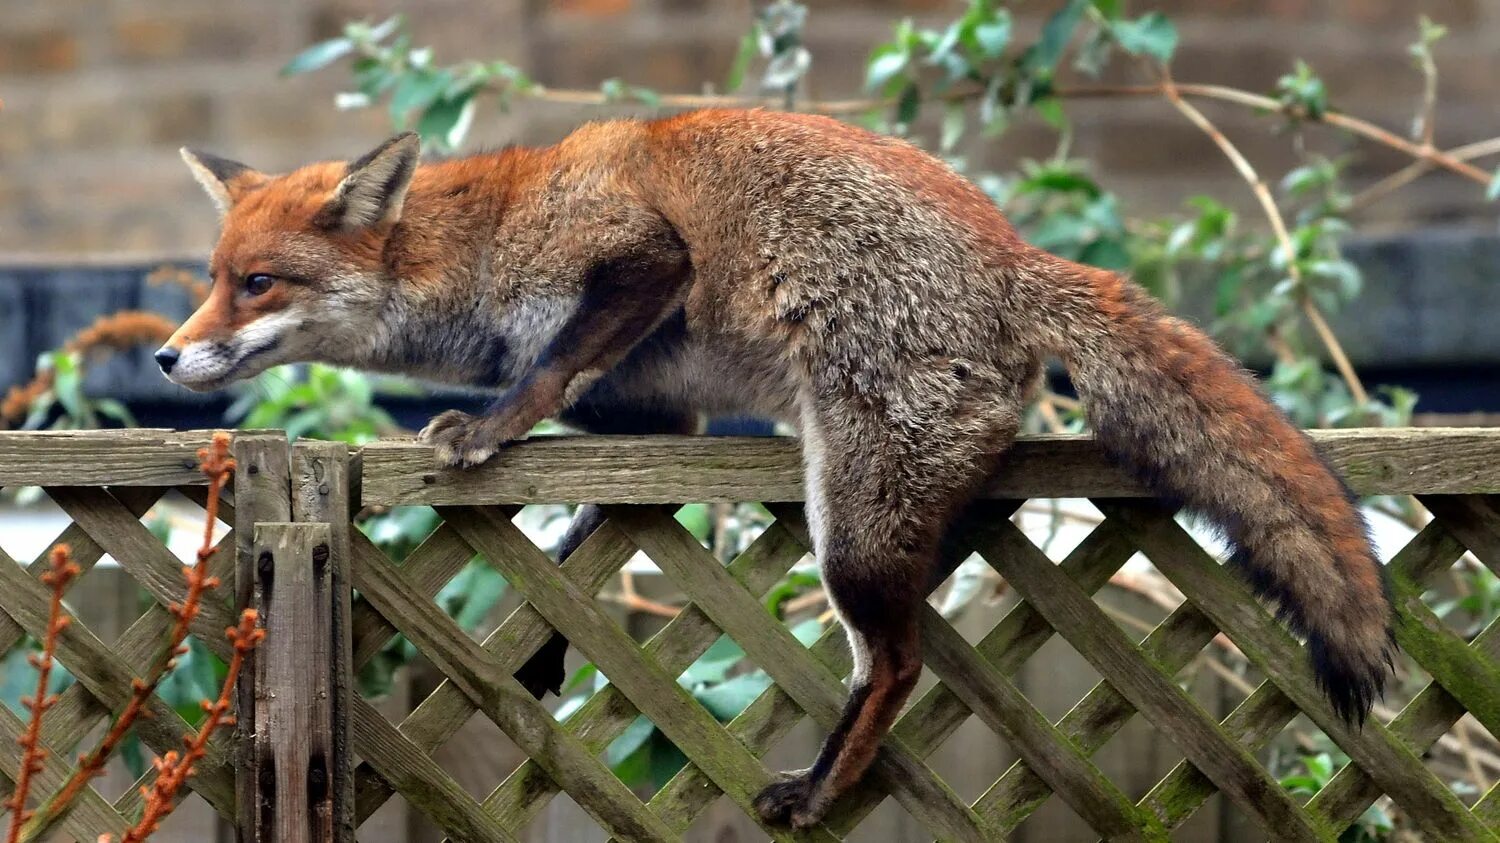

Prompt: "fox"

[161,108,1393,831]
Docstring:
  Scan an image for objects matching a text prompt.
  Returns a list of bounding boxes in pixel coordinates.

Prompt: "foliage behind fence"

[0,428,1497,841]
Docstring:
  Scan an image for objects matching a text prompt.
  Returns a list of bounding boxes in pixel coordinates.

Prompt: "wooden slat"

[914,602,1160,839]
[46,485,237,635]
[1309,614,1500,829]
[443,505,821,843]
[1135,517,1468,833]
[471,515,808,836]
[610,507,999,842]
[0,703,134,842]
[0,548,238,818]
[352,516,634,826]
[234,434,293,841]
[358,428,1500,506]
[1100,502,1494,842]
[252,523,337,843]
[823,511,1138,835]
[969,512,1331,842]
[0,429,226,486]
[350,698,519,843]
[293,442,356,843]
[346,529,679,842]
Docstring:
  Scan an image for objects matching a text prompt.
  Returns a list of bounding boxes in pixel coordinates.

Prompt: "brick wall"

[1,0,1496,256]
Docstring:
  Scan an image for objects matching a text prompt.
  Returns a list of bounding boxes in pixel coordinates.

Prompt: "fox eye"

[244,274,275,296]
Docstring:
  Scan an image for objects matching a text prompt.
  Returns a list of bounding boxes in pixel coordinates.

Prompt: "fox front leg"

[421,240,692,469]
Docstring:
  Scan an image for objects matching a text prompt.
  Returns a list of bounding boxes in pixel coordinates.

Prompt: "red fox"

[163,109,1393,830]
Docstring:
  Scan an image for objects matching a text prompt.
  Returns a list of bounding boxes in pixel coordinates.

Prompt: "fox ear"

[180,148,265,217]
[316,132,421,231]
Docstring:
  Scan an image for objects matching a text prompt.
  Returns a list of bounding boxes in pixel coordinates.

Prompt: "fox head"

[158,133,421,391]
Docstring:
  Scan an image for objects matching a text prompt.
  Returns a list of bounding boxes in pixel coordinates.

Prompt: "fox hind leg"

[755,367,1027,829]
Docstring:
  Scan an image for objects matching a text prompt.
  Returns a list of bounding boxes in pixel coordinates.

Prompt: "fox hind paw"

[753,771,825,829]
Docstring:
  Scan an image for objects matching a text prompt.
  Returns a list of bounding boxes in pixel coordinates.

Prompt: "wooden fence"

[0,428,1497,842]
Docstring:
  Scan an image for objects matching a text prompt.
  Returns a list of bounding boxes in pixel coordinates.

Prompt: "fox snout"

[153,346,180,375]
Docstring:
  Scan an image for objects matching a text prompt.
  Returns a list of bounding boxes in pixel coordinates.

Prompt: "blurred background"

[2,1,1499,841]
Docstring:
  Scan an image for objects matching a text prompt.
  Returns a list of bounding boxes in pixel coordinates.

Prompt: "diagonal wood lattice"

[0,428,1497,841]
[0,479,239,842]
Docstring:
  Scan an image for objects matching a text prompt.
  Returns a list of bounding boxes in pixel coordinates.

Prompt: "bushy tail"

[1036,254,1394,723]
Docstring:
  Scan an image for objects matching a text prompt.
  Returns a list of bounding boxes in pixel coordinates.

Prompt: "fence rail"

[0,428,1497,842]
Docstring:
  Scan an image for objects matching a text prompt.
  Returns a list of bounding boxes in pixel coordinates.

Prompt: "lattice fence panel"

[343,494,1500,842]
[0,484,238,841]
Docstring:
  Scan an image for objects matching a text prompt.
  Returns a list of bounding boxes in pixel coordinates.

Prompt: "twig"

[602,570,683,619]
[1349,134,1500,211]
[1055,82,1493,186]
[5,546,79,843]
[0,312,176,430]
[1157,70,1370,407]
[24,434,235,839]
[110,610,263,843]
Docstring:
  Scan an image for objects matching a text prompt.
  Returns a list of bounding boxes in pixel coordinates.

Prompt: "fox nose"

[154,347,180,375]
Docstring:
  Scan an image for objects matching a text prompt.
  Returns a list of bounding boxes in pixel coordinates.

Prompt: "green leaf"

[1111,12,1178,62]
[1090,0,1122,19]
[453,566,507,632]
[895,81,921,126]
[940,102,966,152]
[282,37,355,76]
[1034,96,1068,131]
[865,47,909,93]
[1080,238,1131,270]
[606,715,657,767]
[390,69,454,126]
[93,398,136,427]
[726,31,758,92]
[646,735,689,788]
[972,15,1012,59]
[695,672,773,720]
[417,93,476,151]
[673,504,712,544]
[1023,0,1088,73]
[563,663,598,694]
[681,635,746,685]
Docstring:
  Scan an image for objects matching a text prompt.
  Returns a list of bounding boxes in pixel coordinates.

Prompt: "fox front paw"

[419,410,513,468]
[753,771,825,829]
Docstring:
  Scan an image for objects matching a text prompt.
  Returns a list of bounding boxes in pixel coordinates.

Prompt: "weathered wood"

[293,442,356,843]
[486,515,812,836]
[251,523,336,843]
[0,487,161,672]
[443,505,823,843]
[234,434,291,843]
[1100,501,1495,842]
[346,528,680,842]
[349,698,518,843]
[828,511,1137,835]
[350,514,634,826]
[357,428,1500,506]
[0,546,239,817]
[969,511,1332,842]
[1309,614,1500,829]
[608,506,999,842]
[0,429,220,486]
[1136,518,1467,833]
[47,485,238,634]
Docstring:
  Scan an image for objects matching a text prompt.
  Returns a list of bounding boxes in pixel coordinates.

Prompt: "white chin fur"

[166,314,294,390]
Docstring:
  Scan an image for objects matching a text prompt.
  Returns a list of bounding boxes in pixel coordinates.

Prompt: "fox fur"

[165,109,1394,831]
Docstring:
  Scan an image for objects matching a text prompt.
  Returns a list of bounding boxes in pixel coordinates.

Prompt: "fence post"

[232,434,291,841]
[292,441,356,841]
[232,435,354,842]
